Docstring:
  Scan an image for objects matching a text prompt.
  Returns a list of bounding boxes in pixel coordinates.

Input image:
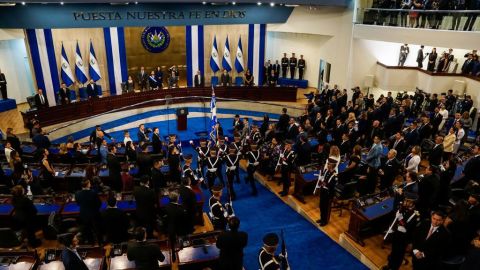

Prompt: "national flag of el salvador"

[235,37,245,73]
[60,43,75,87]
[222,36,232,72]
[75,42,88,84]
[89,40,102,81]
[210,36,220,73]
[210,87,217,136]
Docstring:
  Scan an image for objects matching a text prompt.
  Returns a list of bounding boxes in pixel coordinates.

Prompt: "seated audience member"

[60,233,89,270]
[127,227,165,269]
[11,185,40,247]
[101,194,130,244]
[268,69,277,86]
[216,217,248,270]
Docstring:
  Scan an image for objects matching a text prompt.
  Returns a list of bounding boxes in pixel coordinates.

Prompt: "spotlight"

[202,1,207,4]
[257,1,262,5]
[270,2,275,6]
[21,1,25,5]
[232,1,236,5]
[60,2,64,5]
[134,1,138,4]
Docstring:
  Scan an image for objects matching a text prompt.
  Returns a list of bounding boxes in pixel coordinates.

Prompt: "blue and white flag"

[89,40,102,81]
[235,37,245,73]
[60,43,75,87]
[210,87,217,140]
[222,36,232,72]
[75,42,88,84]
[210,36,220,73]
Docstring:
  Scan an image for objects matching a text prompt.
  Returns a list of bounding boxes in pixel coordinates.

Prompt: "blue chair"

[70,90,77,102]
[211,76,219,87]
[78,87,87,100]
[234,76,243,86]
[96,85,103,97]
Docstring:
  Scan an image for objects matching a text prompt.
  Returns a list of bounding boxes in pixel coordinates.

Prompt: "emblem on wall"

[141,26,170,53]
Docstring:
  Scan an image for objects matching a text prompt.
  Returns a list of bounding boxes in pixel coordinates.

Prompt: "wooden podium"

[176,107,188,131]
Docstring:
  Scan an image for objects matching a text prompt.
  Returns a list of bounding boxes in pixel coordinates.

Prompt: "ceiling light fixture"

[21,1,25,5]
[257,2,262,5]
[232,1,236,5]
[202,1,207,5]
[60,2,64,5]
[270,2,275,6]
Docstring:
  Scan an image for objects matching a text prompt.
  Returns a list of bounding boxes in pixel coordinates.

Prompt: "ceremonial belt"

[226,155,238,172]
[207,158,219,173]
[209,201,223,220]
[282,151,293,165]
[248,151,260,167]
[259,248,278,270]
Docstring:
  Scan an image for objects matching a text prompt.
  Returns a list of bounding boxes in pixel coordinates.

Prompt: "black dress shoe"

[316,219,322,224]
[319,222,327,227]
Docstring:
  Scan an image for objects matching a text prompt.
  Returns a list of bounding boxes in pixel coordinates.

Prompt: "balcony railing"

[356,8,480,31]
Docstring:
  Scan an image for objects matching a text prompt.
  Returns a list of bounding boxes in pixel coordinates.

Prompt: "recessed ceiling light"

[21,2,25,5]
[270,2,275,6]
[202,1,207,4]
[60,2,64,5]
[232,1,236,5]
[134,1,138,4]
[257,1,262,5]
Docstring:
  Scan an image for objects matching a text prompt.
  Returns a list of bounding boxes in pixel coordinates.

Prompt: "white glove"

[280,154,284,158]
[246,136,250,140]
[189,140,193,144]
[398,226,406,233]
[177,142,182,147]
[395,212,403,219]
[225,136,228,141]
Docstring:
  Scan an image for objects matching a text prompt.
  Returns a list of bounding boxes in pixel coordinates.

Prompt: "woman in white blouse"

[453,121,465,154]
[324,145,341,173]
[443,127,456,161]
[404,145,421,173]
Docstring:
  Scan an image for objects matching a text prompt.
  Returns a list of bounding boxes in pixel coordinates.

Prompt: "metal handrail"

[46,96,305,135]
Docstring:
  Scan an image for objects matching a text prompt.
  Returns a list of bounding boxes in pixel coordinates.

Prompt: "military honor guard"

[250,125,262,145]
[190,138,211,187]
[298,55,306,80]
[230,135,244,183]
[182,154,200,186]
[206,148,223,189]
[258,233,287,270]
[209,185,233,230]
[281,53,289,78]
[278,140,295,197]
[315,158,338,226]
[225,146,240,200]
[289,53,297,79]
[246,143,260,196]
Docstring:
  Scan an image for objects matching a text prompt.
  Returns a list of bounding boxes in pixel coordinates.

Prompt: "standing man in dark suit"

[428,136,444,167]
[298,55,306,80]
[455,145,480,189]
[101,195,130,244]
[34,88,49,109]
[137,66,148,91]
[417,45,425,68]
[60,233,89,270]
[0,68,7,99]
[289,53,297,79]
[134,176,157,238]
[378,149,400,190]
[277,108,290,136]
[58,83,71,105]
[127,227,165,269]
[178,176,196,234]
[137,124,151,144]
[412,211,450,270]
[86,79,99,99]
[151,127,163,155]
[216,217,248,270]
[194,70,204,87]
[281,53,289,78]
[75,179,102,244]
[272,60,281,78]
[220,69,231,87]
[107,145,122,192]
[164,190,189,262]
[137,144,153,178]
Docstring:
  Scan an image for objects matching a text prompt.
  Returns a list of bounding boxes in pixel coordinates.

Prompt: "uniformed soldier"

[250,125,262,145]
[298,55,306,80]
[209,185,233,230]
[281,53,289,78]
[278,140,295,197]
[182,154,199,186]
[206,148,223,189]
[190,138,211,187]
[168,134,182,155]
[246,143,260,196]
[225,146,240,200]
[230,135,244,183]
[316,158,338,226]
[289,53,297,79]
[258,233,287,270]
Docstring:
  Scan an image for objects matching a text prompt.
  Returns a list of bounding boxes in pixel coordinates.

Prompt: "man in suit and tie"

[216,217,248,270]
[101,195,130,244]
[151,127,163,155]
[75,179,102,244]
[286,118,299,141]
[178,176,197,234]
[412,211,450,270]
[220,69,231,87]
[137,144,153,178]
[455,144,480,189]
[58,83,71,105]
[391,131,407,159]
[86,79,99,99]
[137,66,148,91]
[60,233,89,270]
[137,124,151,144]
[134,176,158,238]
[34,88,49,109]
[462,54,475,75]
[379,149,400,190]
[127,227,165,268]
[107,145,122,192]
[364,135,383,195]
[428,136,444,167]
[194,70,204,87]
[417,45,425,68]
[0,68,7,99]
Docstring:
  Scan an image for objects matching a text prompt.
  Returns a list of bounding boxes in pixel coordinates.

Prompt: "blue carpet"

[180,147,367,270]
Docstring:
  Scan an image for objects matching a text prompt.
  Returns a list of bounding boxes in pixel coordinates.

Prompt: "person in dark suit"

[431,107,443,135]
[137,144,153,178]
[58,83,71,105]
[137,66,148,91]
[417,45,425,68]
[137,124,151,144]
[148,71,159,90]
[101,195,129,244]
[216,217,248,270]
[194,70,204,87]
[151,159,166,192]
[60,233,89,270]
[151,127,163,155]
[34,88,49,109]
[134,176,157,238]
[277,108,290,135]
[0,69,7,99]
[11,185,40,247]
[163,190,189,262]
[32,130,51,150]
[427,48,437,72]
[428,136,444,167]
[107,145,122,192]
[154,66,163,88]
[390,132,407,159]
[412,211,450,270]
[127,227,165,269]
[220,69,231,87]
[462,54,475,74]
[286,118,299,141]
[379,149,400,190]
[455,145,480,189]
[178,177,197,234]
[75,179,102,244]
[86,79,99,98]
[272,60,281,78]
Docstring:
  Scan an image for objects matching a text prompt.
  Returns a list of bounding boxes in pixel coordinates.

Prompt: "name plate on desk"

[109,252,171,269]
[177,244,220,265]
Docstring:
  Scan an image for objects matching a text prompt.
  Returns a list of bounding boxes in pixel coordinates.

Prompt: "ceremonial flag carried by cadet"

[60,43,75,87]
[89,40,102,81]
[222,36,232,72]
[235,37,245,73]
[210,87,217,140]
[75,41,88,84]
[210,36,220,73]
